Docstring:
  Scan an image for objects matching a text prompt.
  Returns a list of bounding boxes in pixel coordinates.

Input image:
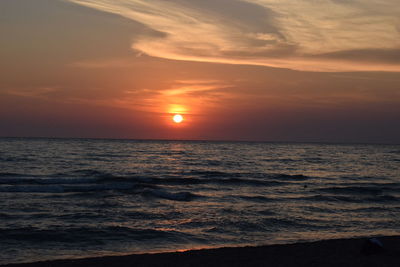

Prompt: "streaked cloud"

[3,86,61,99]
[119,79,232,116]
[68,0,400,71]
[162,80,231,96]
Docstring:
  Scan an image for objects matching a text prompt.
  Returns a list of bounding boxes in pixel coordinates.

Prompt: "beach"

[3,236,400,267]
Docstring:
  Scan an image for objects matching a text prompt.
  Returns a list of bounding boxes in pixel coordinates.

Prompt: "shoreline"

[3,236,400,267]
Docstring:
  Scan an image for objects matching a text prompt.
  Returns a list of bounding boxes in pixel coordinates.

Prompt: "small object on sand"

[361,238,384,255]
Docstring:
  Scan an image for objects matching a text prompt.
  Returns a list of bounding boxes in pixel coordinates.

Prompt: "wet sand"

[3,236,400,267]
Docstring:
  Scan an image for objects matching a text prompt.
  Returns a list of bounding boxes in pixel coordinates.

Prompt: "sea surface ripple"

[0,138,399,264]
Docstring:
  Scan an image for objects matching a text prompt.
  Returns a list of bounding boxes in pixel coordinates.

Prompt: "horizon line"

[0,136,398,146]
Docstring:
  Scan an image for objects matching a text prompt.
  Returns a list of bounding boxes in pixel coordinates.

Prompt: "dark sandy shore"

[3,236,400,267]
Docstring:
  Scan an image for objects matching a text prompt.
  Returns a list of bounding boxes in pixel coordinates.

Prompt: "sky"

[1,0,399,143]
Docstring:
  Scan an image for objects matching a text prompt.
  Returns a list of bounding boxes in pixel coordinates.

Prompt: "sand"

[2,236,400,267]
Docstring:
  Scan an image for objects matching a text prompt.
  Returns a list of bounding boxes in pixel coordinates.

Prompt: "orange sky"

[0,0,399,143]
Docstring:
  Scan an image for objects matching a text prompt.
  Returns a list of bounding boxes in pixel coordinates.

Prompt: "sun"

[172,114,184,123]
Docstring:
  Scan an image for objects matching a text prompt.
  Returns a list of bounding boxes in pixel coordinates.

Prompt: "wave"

[188,170,232,177]
[1,169,312,183]
[0,226,192,243]
[262,158,298,162]
[152,177,286,186]
[303,157,326,163]
[187,170,311,180]
[0,177,100,185]
[95,174,290,187]
[142,189,201,201]
[239,195,275,202]
[272,174,310,180]
[0,180,203,202]
[316,186,383,195]
[84,153,132,158]
[130,174,298,187]
[0,172,34,177]
[0,156,33,162]
[260,217,325,230]
[215,177,286,186]
[0,170,117,180]
[70,169,114,178]
[0,183,135,193]
[0,185,66,193]
[346,206,400,213]
[314,183,400,195]
[0,171,313,196]
[36,178,100,185]
[300,194,398,203]
[366,194,398,202]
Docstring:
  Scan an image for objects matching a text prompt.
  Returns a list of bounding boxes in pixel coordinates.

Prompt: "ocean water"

[0,138,399,264]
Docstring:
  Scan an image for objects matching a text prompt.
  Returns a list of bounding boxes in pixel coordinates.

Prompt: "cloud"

[313,48,400,63]
[68,0,400,71]
[70,58,138,68]
[2,87,61,98]
[162,80,232,96]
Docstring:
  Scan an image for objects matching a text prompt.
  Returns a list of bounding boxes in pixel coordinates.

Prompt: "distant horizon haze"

[0,136,399,146]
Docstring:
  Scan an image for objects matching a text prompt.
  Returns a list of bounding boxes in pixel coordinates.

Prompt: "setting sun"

[173,114,184,123]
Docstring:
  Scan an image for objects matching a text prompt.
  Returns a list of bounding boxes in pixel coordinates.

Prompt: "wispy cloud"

[162,80,231,96]
[3,87,61,99]
[70,58,138,68]
[68,0,400,71]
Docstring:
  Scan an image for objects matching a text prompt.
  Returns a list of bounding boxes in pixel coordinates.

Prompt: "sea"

[0,138,399,264]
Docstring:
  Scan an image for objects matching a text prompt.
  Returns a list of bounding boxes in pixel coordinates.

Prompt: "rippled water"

[0,138,399,264]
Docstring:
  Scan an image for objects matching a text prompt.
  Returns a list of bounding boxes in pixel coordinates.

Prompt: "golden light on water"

[173,114,184,123]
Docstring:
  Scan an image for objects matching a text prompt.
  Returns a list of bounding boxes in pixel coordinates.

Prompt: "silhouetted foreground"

[3,236,400,267]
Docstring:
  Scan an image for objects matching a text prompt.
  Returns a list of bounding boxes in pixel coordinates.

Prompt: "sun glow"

[173,114,184,123]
